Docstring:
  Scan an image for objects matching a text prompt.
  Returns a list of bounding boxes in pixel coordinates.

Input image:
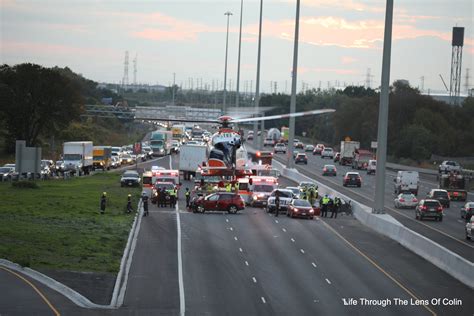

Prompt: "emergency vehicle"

[237,177,252,204]
[249,176,279,207]
[153,169,180,187]
[142,171,154,189]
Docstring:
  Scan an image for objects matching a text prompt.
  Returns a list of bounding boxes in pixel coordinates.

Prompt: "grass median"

[0,172,141,273]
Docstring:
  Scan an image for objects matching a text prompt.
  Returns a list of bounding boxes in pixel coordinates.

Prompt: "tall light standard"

[373,0,394,214]
[223,11,233,114]
[172,72,176,105]
[253,0,263,149]
[287,0,300,167]
[235,0,244,109]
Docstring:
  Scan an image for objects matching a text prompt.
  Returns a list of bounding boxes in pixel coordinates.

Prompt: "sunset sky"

[1,0,472,93]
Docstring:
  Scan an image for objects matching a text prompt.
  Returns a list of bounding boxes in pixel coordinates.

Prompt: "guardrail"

[271,159,474,289]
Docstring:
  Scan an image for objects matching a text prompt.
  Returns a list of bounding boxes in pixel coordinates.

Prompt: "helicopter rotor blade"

[230,109,335,123]
[134,117,219,124]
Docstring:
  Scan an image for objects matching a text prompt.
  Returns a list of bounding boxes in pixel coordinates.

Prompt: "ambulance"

[142,171,155,189]
[249,176,279,207]
[153,169,181,188]
[237,177,252,205]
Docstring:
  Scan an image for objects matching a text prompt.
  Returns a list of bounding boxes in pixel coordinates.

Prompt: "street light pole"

[172,72,176,105]
[236,0,244,110]
[373,0,394,214]
[287,0,300,168]
[223,11,233,114]
[253,0,263,149]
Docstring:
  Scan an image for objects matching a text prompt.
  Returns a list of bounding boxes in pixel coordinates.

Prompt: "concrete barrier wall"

[272,160,474,289]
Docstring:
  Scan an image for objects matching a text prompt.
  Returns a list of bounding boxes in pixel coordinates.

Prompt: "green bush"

[12,181,40,189]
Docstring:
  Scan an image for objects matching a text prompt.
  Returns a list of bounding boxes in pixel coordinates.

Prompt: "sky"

[1,0,473,94]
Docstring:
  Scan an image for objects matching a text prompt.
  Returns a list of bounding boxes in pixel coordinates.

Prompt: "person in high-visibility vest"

[169,189,177,207]
[233,182,239,193]
[226,183,232,192]
[185,188,191,208]
[321,195,330,217]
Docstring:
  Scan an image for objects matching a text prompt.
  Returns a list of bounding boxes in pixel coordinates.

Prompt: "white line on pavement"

[312,262,317,268]
[300,249,305,254]
[245,261,249,266]
[275,220,279,223]
[282,228,287,232]
[230,227,233,231]
[252,277,257,283]
[261,297,266,304]
[234,236,238,241]
[239,248,243,252]
[325,278,331,285]
[176,204,185,316]
[291,238,295,242]
[226,219,229,223]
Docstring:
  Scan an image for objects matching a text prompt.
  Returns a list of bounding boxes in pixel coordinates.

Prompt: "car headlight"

[253,195,258,200]
[294,208,299,212]
[309,209,314,213]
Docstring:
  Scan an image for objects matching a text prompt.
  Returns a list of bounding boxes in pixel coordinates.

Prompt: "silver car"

[394,193,418,209]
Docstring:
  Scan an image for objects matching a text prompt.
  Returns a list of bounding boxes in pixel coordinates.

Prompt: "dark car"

[120,170,141,187]
[194,192,245,214]
[287,199,315,219]
[416,199,443,221]
[322,164,337,176]
[427,189,450,208]
[295,153,308,164]
[343,172,361,187]
[461,202,474,221]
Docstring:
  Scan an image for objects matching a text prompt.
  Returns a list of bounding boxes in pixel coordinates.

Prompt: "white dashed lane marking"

[300,249,305,254]
[239,248,243,252]
[245,261,249,266]
[261,297,267,304]
[291,238,295,242]
[282,228,287,232]
[325,278,331,285]
[312,262,317,268]
[234,236,238,241]
[252,277,257,283]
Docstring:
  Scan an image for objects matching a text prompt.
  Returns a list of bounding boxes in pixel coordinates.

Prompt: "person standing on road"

[160,187,167,207]
[309,188,315,206]
[331,196,340,218]
[169,188,177,207]
[142,192,149,217]
[274,190,281,217]
[185,188,191,208]
[100,192,107,214]
[126,194,134,213]
[321,195,329,217]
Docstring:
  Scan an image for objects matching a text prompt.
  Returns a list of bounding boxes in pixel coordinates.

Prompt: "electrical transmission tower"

[365,68,372,89]
[122,51,129,86]
[133,54,137,85]
[465,68,470,93]
[449,27,464,105]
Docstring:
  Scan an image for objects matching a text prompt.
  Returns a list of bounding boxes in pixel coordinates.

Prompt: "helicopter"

[136,108,335,174]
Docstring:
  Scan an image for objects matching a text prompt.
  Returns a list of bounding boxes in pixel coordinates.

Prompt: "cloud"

[341,56,357,64]
[312,67,359,75]
[1,41,117,58]
[298,0,384,13]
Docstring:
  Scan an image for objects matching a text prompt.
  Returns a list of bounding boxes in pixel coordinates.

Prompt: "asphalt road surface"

[1,152,473,315]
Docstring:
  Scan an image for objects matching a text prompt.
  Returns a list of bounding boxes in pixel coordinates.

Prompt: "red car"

[313,144,325,155]
[287,199,315,219]
[194,192,245,214]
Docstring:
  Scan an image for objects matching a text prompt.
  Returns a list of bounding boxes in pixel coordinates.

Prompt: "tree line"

[0,63,139,155]
[260,81,474,161]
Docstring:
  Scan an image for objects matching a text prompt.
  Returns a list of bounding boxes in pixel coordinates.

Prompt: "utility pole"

[236,0,244,109]
[223,11,233,114]
[253,0,263,149]
[287,0,300,168]
[373,0,394,214]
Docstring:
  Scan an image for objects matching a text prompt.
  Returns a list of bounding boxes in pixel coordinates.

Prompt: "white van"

[367,160,377,175]
[394,171,419,195]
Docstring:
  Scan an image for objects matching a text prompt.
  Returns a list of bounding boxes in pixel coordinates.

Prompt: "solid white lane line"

[252,277,257,283]
[325,278,331,285]
[176,204,185,316]
[245,261,249,266]
[312,262,317,268]
[300,249,305,254]
[291,238,295,242]
[239,247,243,252]
[282,228,287,232]
[261,297,267,304]
[234,236,238,241]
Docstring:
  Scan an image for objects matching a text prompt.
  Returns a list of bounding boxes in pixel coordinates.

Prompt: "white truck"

[394,171,419,195]
[179,144,208,180]
[63,141,93,176]
[339,141,360,166]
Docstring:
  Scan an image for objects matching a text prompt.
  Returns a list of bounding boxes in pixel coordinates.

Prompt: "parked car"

[394,193,418,209]
[367,159,377,175]
[287,199,315,219]
[305,145,314,152]
[438,160,462,174]
[266,189,295,214]
[333,152,340,163]
[321,147,334,159]
[322,164,337,176]
[274,143,287,154]
[295,153,308,164]
[415,199,443,221]
[466,216,474,240]
[120,170,141,187]
[427,189,450,208]
[460,202,474,221]
[343,172,362,187]
[194,192,245,214]
[313,144,325,155]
